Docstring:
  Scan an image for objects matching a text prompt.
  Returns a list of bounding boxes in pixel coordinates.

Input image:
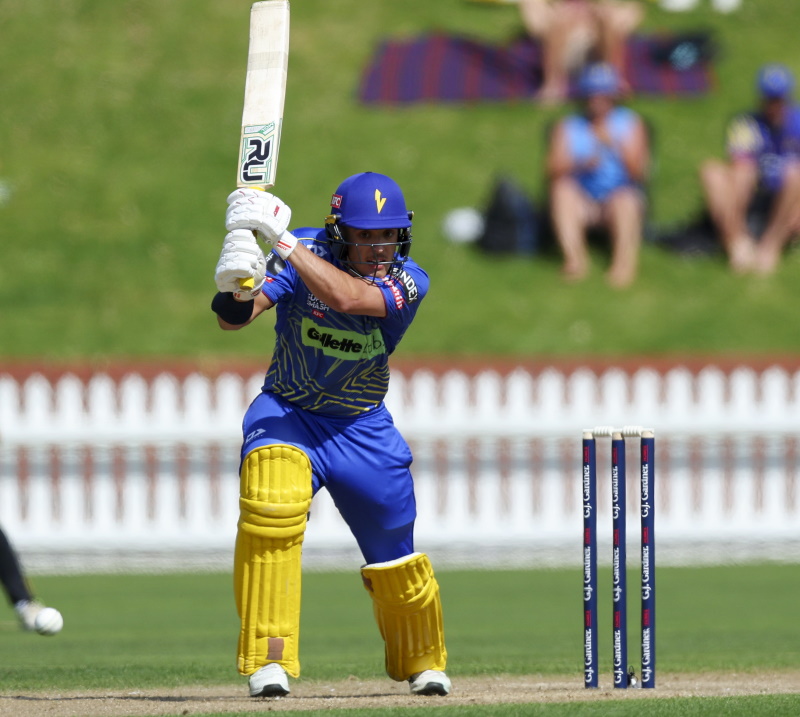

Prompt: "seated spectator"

[546,63,650,288]
[519,0,644,104]
[698,64,800,275]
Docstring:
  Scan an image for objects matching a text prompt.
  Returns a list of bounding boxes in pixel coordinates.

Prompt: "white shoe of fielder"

[249,663,290,697]
[409,669,451,696]
[14,600,45,631]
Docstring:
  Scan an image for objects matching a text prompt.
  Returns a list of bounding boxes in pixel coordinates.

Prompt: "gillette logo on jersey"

[301,318,386,359]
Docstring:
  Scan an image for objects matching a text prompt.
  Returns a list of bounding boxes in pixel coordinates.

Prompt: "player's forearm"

[212,291,271,330]
[287,244,386,317]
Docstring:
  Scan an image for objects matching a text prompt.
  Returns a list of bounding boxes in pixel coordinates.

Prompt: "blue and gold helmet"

[325,171,413,278]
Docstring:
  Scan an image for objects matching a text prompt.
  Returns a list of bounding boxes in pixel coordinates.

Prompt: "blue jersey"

[259,227,429,417]
[726,105,800,191]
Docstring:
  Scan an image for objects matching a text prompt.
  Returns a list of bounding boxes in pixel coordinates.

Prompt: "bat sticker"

[239,123,279,185]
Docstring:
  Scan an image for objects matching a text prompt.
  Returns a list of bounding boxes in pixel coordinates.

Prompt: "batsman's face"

[343,226,399,279]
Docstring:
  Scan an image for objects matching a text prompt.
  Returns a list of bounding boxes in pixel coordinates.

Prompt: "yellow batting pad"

[361,552,447,681]
[234,444,312,678]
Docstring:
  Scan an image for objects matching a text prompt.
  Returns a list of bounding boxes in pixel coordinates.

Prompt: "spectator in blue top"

[546,62,650,288]
[699,63,800,275]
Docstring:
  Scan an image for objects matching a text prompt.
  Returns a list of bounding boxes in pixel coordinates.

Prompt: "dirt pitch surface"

[2,671,800,716]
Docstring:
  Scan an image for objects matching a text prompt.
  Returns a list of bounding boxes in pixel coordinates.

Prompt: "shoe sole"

[250,684,289,698]
[411,682,450,696]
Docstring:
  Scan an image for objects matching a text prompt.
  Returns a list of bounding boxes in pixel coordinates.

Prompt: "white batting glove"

[225,188,292,239]
[214,229,267,300]
[225,189,297,259]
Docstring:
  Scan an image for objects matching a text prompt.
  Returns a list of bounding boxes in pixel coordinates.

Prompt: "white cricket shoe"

[409,670,451,696]
[14,600,45,632]
[249,663,290,697]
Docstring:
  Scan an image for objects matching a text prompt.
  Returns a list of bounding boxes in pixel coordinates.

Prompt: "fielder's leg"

[234,444,312,696]
[0,525,54,632]
[0,525,33,606]
[361,552,450,696]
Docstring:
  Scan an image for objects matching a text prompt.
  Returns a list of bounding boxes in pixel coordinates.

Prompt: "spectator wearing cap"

[545,62,650,288]
[699,63,800,274]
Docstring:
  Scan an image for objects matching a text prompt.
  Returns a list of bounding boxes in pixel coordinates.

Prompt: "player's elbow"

[326,295,362,314]
[328,294,386,318]
[217,316,246,331]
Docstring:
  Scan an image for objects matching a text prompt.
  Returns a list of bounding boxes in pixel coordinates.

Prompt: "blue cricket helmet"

[757,63,794,99]
[325,172,413,280]
[329,171,413,229]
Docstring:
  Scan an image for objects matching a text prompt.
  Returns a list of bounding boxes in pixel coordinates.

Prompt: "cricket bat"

[236,0,290,290]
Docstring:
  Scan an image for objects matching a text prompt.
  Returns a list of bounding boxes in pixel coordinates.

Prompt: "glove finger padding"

[215,230,267,299]
[225,189,292,246]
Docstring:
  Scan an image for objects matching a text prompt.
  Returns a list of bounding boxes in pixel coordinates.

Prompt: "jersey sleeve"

[375,260,429,354]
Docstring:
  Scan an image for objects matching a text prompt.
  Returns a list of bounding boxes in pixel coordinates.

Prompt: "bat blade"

[237,0,290,191]
[234,1,290,293]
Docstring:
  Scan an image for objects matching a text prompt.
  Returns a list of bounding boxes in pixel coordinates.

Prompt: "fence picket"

[1,365,799,569]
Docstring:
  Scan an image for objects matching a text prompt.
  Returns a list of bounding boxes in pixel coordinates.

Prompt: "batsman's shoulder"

[292,226,331,256]
[291,226,325,241]
[403,255,428,279]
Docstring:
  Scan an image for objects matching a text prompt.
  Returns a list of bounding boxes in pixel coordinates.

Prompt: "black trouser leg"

[0,526,32,605]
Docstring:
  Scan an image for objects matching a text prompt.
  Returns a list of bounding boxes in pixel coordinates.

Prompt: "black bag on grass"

[477,176,539,256]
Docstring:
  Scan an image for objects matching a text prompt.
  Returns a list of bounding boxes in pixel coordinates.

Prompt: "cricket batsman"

[211,172,451,698]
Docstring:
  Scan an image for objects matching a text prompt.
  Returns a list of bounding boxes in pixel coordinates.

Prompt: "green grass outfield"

[1,565,798,715]
[2,0,800,360]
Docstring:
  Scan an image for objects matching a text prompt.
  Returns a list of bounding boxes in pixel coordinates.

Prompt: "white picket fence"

[1,364,798,572]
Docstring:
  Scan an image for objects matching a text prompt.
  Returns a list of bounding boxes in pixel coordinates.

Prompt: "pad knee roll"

[361,552,447,681]
[234,444,312,678]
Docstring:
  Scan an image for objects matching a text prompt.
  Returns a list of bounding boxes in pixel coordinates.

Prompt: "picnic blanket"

[359,32,715,105]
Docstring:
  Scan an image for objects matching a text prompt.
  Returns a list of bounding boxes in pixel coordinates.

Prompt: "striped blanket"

[359,33,714,104]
